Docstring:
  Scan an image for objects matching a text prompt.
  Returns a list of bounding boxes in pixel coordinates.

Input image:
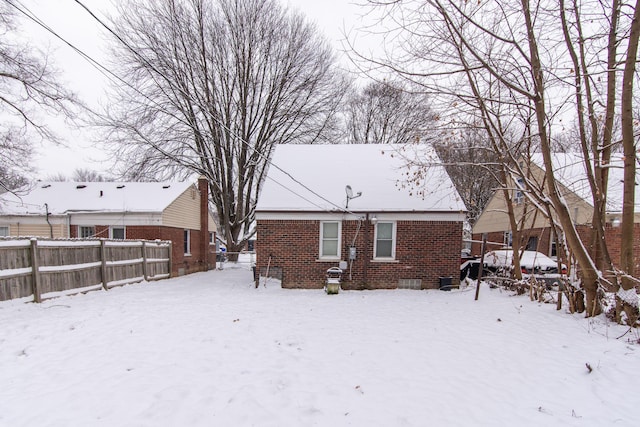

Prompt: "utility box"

[439,276,453,291]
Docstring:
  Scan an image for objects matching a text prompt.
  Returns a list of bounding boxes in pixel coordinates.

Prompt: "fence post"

[142,241,148,281]
[30,238,42,303]
[100,240,108,291]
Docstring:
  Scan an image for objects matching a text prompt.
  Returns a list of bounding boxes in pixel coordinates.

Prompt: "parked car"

[482,249,566,286]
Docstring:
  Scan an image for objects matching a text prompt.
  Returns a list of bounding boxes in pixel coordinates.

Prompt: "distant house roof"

[529,153,639,214]
[256,144,466,213]
[0,181,195,216]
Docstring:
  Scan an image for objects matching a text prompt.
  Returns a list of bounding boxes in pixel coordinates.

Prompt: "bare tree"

[46,168,107,182]
[102,0,347,255]
[355,0,640,317]
[345,80,431,144]
[432,129,500,225]
[0,2,78,193]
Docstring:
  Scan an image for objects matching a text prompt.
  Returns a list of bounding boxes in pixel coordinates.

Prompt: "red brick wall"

[256,219,462,289]
[70,224,214,276]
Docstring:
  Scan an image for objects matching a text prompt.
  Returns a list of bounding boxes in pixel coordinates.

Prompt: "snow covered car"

[482,250,567,286]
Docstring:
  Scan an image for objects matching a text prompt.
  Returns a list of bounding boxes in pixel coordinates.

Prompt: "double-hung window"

[374,222,396,259]
[111,226,125,240]
[0,226,8,237]
[503,231,513,247]
[320,221,341,259]
[80,226,95,238]
[514,178,525,205]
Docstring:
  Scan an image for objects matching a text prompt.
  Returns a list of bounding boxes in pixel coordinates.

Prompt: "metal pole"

[475,234,488,301]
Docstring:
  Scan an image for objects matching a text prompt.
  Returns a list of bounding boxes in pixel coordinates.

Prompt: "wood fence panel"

[38,246,101,267]
[0,245,31,270]
[0,275,33,301]
[0,238,172,302]
[39,267,103,296]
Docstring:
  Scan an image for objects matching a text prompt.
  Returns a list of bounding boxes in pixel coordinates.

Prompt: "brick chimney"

[198,176,210,270]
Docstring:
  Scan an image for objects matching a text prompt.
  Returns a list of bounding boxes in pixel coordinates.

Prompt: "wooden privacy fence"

[0,238,172,303]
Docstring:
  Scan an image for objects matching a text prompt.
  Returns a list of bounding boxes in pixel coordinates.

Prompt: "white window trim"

[0,225,9,237]
[184,229,191,256]
[503,231,513,248]
[319,221,341,260]
[373,221,396,260]
[80,226,95,238]
[514,178,525,205]
[110,226,126,240]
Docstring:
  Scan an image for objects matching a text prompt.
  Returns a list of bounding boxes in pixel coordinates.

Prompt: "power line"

[9,0,357,219]
[71,0,354,215]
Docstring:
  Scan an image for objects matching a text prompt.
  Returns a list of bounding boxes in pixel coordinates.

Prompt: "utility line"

[10,0,357,216]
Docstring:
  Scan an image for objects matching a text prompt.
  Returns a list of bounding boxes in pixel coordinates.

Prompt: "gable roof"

[529,153,638,214]
[257,144,466,213]
[0,181,195,216]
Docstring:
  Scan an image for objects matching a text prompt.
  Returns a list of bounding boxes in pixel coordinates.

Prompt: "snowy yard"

[0,261,638,427]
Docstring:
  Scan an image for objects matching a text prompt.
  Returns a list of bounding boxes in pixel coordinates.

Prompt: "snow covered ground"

[0,260,638,427]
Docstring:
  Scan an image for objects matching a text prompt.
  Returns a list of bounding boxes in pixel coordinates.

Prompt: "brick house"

[0,178,217,276]
[255,144,466,290]
[472,153,640,273]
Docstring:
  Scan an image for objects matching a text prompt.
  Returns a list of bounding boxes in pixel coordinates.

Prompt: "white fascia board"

[68,212,164,226]
[0,215,67,225]
[255,211,466,222]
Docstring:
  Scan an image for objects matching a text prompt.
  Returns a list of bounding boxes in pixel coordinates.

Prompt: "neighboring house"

[0,177,217,276]
[472,153,640,272]
[255,144,467,290]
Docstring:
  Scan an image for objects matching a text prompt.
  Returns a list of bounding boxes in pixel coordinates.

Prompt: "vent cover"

[398,279,422,290]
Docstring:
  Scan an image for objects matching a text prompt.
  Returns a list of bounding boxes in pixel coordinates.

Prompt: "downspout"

[44,203,53,238]
[363,213,370,286]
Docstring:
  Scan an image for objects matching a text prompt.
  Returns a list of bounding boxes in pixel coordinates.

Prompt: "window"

[0,226,8,236]
[526,236,538,251]
[320,221,341,259]
[80,226,95,238]
[184,229,191,255]
[503,231,513,247]
[550,233,557,258]
[514,178,525,204]
[111,227,125,240]
[374,222,395,259]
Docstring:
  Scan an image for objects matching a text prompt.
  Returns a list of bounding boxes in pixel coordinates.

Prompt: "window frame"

[514,177,525,205]
[0,225,8,237]
[373,221,396,260]
[319,221,341,260]
[110,226,126,240]
[503,231,513,248]
[79,226,95,238]
[184,229,191,256]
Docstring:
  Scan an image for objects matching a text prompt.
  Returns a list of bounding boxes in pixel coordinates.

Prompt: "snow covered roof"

[529,153,638,213]
[257,144,466,213]
[0,181,195,216]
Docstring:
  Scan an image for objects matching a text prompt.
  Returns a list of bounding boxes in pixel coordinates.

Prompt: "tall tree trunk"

[619,0,640,323]
[521,0,602,315]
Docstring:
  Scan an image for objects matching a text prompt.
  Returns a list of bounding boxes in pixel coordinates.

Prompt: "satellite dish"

[345,184,362,209]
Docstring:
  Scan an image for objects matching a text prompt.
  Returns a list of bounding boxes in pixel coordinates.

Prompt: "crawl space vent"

[398,279,422,290]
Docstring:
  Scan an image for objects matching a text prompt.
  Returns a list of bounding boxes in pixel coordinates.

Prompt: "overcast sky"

[17,0,376,179]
